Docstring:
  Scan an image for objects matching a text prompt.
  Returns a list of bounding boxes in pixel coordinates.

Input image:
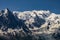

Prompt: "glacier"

[0,8,60,40]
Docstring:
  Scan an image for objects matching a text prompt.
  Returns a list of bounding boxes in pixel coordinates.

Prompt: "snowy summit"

[0,9,60,40]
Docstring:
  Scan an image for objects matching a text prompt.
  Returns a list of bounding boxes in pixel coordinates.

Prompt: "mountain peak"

[4,8,9,13]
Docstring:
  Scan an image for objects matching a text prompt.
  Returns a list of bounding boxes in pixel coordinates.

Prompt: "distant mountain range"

[0,8,60,40]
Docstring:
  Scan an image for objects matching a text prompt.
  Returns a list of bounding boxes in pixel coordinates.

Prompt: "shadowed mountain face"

[0,9,18,28]
[32,12,45,27]
[0,9,31,33]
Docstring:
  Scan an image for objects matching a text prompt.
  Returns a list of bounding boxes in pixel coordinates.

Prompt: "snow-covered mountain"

[0,9,60,40]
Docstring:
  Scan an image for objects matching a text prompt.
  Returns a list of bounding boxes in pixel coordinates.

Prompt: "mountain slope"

[0,9,60,40]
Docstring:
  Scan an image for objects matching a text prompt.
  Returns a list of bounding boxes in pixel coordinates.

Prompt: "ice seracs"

[47,13,57,20]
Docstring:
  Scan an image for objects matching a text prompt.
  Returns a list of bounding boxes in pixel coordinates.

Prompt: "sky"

[0,0,60,14]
